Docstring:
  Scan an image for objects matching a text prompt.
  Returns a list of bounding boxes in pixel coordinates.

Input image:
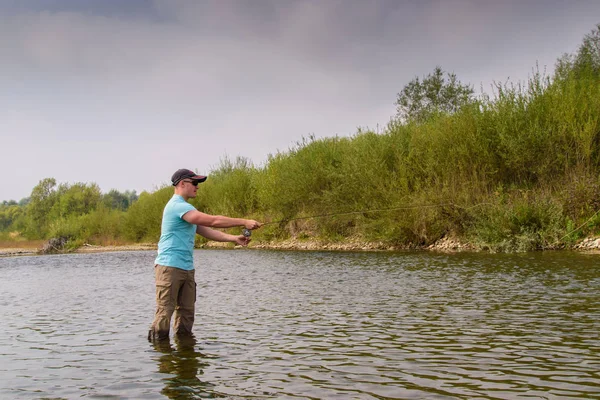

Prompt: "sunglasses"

[182,180,199,187]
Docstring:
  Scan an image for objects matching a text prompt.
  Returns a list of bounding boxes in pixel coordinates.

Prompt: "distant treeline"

[2,24,599,251]
[0,180,138,246]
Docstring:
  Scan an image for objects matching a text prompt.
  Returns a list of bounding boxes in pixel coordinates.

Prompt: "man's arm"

[182,210,261,230]
[196,225,250,246]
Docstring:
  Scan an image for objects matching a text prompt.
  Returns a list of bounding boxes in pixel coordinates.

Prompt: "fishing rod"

[241,202,492,237]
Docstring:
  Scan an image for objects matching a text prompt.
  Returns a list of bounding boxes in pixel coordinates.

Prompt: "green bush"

[467,193,565,252]
[192,156,257,217]
[47,206,125,245]
[122,187,172,242]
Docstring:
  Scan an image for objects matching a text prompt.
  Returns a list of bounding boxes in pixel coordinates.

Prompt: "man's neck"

[174,189,188,201]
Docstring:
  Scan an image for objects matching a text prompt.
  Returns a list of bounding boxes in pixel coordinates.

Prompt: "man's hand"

[244,220,262,230]
[234,235,251,246]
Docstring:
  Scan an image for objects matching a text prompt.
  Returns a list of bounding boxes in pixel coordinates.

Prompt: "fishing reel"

[242,228,252,237]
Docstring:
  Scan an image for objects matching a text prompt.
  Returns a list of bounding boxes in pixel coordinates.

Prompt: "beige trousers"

[149,265,196,340]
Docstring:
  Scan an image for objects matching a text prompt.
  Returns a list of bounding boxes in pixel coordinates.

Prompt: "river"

[0,250,598,399]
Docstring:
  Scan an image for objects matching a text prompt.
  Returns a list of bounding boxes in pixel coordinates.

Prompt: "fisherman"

[148,168,262,341]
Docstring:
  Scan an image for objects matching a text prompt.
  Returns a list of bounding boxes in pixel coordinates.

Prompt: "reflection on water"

[0,250,598,399]
[151,335,217,399]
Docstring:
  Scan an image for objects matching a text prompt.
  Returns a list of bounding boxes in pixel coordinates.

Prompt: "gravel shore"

[1,236,599,257]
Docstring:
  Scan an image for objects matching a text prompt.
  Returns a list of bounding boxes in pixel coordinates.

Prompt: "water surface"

[0,250,598,399]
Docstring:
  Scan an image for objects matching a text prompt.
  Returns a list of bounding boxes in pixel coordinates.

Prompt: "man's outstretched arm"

[183,210,261,230]
[196,225,250,246]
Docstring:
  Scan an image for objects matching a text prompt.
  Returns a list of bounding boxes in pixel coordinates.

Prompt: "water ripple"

[0,250,598,398]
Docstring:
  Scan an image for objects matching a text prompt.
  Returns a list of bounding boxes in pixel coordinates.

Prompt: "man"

[148,168,261,341]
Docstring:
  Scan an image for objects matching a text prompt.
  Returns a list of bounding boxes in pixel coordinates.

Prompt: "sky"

[1,0,599,202]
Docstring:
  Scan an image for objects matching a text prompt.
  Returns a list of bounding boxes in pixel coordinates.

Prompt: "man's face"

[181,179,199,198]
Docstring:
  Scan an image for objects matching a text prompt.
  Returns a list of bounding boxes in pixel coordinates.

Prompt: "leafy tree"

[51,182,102,218]
[556,23,600,79]
[576,23,600,74]
[103,189,132,211]
[25,178,58,238]
[0,205,23,231]
[124,190,139,205]
[395,66,475,123]
[22,179,103,238]
[102,189,138,211]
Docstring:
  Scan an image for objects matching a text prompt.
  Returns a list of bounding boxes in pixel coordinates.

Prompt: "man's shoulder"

[165,195,196,215]
[166,195,187,205]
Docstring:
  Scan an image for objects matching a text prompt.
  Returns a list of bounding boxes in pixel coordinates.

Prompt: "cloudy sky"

[1,0,599,201]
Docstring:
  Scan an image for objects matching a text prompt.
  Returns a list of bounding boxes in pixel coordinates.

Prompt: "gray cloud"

[1,0,599,201]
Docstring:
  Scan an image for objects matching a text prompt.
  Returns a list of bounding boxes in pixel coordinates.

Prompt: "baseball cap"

[171,169,207,186]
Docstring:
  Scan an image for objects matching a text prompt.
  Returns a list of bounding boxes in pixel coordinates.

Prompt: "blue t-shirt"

[155,195,197,270]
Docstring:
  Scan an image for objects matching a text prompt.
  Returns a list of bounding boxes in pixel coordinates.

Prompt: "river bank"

[0,243,157,257]
[250,235,600,253]
[1,236,599,257]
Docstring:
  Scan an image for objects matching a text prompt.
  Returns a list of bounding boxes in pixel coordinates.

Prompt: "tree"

[103,189,135,211]
[576,23,600,75]
[556,23,600,79]
[25,178,57,238]
[52,182,102,218]
[124,190,138,206]
[0,205,23,231]
[395,66,474,123]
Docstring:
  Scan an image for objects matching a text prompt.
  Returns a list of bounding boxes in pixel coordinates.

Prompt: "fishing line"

[242,202,600,247]
[242,202,493,237]
[556,207,600,243]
